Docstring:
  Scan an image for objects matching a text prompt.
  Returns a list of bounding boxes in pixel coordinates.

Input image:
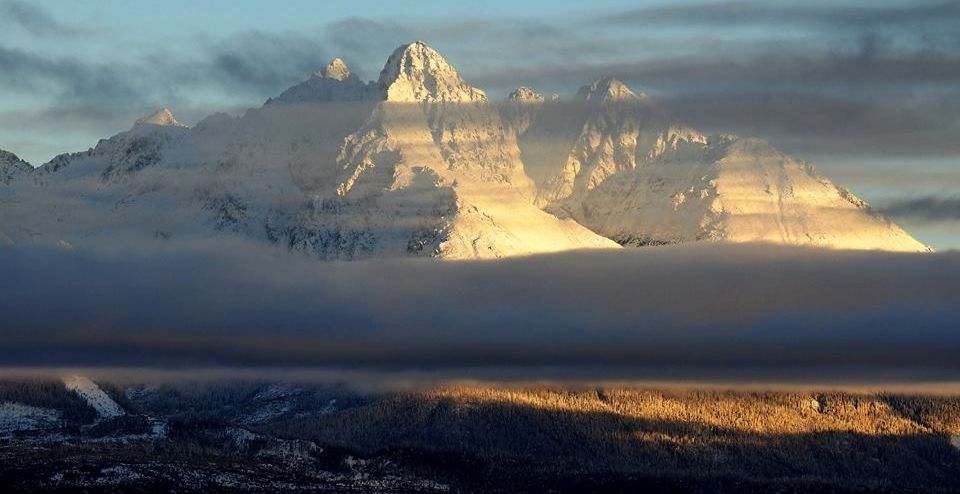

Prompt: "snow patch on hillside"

[0,402,60,437]
[63,375,125,419]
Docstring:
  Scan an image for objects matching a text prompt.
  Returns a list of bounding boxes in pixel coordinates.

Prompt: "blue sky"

[1,0,958,248]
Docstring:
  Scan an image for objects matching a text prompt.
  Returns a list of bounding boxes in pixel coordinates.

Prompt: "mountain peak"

[0,149,25,165]
[135,108,185,127]
[509,86,544,103]
[321,57,351,81]
[577,77,645,102]
[0,149,33,184]
[269,58,367,105]
[376,41,486,103]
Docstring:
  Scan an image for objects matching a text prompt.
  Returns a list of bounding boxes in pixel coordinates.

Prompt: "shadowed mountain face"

[0,42,928,258]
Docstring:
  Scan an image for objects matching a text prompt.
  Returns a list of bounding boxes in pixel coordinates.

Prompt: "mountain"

[0,41,927,256]
[289,42,618,258]
[0,150,34,246]
[135,107,187,127]
[266,58,373,104]
[0,150,32,185]
[505,78,928,252]
[0,42,616,258]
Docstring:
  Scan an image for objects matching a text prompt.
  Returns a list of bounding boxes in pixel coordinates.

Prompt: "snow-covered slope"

[136,107,187,127]
[0,41,926,256]
[0,150,32,185]
[307,41,617,259]
[63,375,125,419]
[266,58,374,104]
[508,78,928,252]
[0,42,616,259]
[0,403,59,437]
[0,150,34,246]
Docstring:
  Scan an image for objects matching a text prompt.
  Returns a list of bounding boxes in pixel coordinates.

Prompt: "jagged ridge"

[0,42,929,255]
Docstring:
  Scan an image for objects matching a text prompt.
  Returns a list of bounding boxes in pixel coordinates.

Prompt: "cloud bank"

[1,242,958,376]
[880,196,960,223]
[0,0,86,37]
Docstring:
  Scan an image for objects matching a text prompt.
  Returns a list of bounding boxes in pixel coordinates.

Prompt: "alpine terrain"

[0,41,928,258]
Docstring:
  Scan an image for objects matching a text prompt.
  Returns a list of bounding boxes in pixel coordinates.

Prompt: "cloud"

[880,196,960,222]
[596,1,960,30]
[0,0,88,37]
[192,30,333,96]
[656,91,960,158]
[0,31,336,160]
[1,2,959,167]
[0,30,331,107]
[0,45,152,105]
[1,242,958,376]
[323,17,412,76]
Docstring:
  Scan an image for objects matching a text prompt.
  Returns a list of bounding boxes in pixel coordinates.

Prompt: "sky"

[0,0,958,247]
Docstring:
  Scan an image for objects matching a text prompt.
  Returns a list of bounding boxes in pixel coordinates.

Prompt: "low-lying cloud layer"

[880,196,960,223]
[1,241,958,376]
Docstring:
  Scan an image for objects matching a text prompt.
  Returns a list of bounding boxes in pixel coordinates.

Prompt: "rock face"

[0,150,32,185]
[293,42,618,259]
[509,78,928,252]
[509,87,545,103]
[503,87,544,136]
[375,41,487,104]
[266,58,373,104]
[0,41,928,256]
[136,108,186,127]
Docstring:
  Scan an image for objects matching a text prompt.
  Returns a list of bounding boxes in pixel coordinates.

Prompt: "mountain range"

[0,41,928,257]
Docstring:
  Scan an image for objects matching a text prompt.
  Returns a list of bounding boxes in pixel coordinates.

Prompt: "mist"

[1,241,958,377]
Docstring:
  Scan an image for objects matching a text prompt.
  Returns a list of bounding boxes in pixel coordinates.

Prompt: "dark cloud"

[0,0,87,37]
[1,242,958,375]
[487,44,960,93]
[0,30,329,107]
[220,9,960,161]
[453,5,960,160]
[656,91,960,158]
[197,30,332,95]
[323,17,412,77]
[597,1,960,30]
[0,31,334,157]
[880,196,960,223]
[0,45,139,103]
[2,2,960,166]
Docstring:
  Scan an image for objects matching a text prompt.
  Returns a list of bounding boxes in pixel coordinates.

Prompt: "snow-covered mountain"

[266,58,373,104]
[0,41,928,257]
[307,42,615,259]
[505,78,928,252]
[0,150,32,185]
